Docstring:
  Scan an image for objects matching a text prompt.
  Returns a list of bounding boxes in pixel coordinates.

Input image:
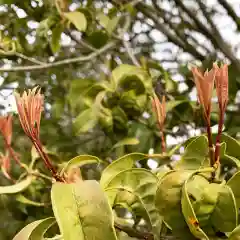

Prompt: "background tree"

[0,0,240,239]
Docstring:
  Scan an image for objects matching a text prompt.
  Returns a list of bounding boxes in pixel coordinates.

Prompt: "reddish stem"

[4,139,23,168]
[160,128,166,153]
[32,140,64,182]
[214,111,224,165]
[206,119,215,168]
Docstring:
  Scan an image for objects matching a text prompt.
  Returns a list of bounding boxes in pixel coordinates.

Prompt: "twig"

[122,40,140,66]
[0,41,116,72]
[31,171,53,182]
[15,52,45,65]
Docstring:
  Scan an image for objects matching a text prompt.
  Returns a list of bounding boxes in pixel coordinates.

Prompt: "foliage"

[1,0,240,240]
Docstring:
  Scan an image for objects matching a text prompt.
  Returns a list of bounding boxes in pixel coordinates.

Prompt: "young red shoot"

[15,87,63,182]
[151,93,166,153]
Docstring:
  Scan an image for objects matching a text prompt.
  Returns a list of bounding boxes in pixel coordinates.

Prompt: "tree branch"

[217,0,240,31]
[173,0,240,72]
[122,39,140,66]
[0,41,116,72]
[136,3,205,61]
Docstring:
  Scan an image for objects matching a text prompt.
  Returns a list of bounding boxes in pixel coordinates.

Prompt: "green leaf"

[64,11,87,32]
[112,138,139,149]
[16,194,46,207]
[0,176,33,194]
[107,16,120,34]
[51,180,117,240]
[155,170,193,237]
[211,185,238,232]
[181,174,209,239]
[229,225,240,240]
[51,24,63,53]
[73,108,97,134]
[97,13,120,34]
[175,135,209,170]
[104,168,161,239]
[219,142,240,168]
[111,64,152,93]
[100,153,148,188]
[60,155,102,176]
[166,100,188,112]
[85,31,109,49]
[227,171,240,207]
[97,13,110,29]
[217,133,240,160]
[13,217,55,240]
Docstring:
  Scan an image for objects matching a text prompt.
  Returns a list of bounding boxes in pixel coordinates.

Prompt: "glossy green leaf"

[112,138,139,149]
[181,174,209,239]
[100,153,148,188]
[227,171,240,207]
[51,180,117,240]
[229,225,240,240]
[0,176,33,194]
[64,11,87,32]
[175,135,209,170]
[211,185,238,232]
[60,154,102,176]
[13,217,55,240]
[104,168,161,239]
[73,108,97,134]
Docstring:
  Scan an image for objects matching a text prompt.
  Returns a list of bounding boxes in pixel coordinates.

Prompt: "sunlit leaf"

[16,194,46,207]
[229,225,240,240]
[211,185,238,232]
[175,135,209,170]
[0,176,33,194]
[111,64,152,93]
[73,108,97,134]
[112,138,139,149]
[227,171,240,207]
[51,180,118,240]
[64,11,87,32]
[100,153,148,188]
[60,154,102,176]
[104,168,161,239]
[13,217,55,240]
[181,174,209,239]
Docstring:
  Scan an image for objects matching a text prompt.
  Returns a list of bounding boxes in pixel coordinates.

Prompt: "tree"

[1,0,240,239]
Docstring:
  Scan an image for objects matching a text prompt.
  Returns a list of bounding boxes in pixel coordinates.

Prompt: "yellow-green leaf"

[104,168,160,239]
[112,138,139,149]
[60,154,102,176]
[0,176,33,194]
[51,180,117,240]
[100,153,148,188]
[181,175,209,239]
[13,217,55,240]
[64,11,87,32]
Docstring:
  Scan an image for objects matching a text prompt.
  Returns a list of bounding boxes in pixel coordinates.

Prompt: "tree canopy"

[1,0,240,239]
